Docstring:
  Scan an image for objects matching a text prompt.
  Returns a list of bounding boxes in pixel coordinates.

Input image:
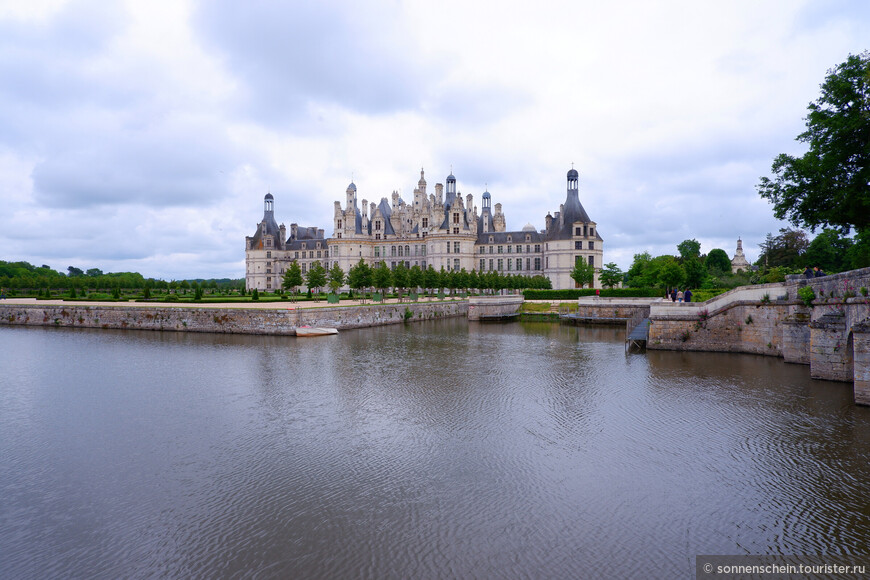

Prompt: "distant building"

[245,168,604,291]
[731,237,751,272]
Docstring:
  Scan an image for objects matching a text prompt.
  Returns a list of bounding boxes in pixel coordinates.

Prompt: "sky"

[1,0,868,280]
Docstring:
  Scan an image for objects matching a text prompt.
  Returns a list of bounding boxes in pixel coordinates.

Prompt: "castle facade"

[245,168,603,291]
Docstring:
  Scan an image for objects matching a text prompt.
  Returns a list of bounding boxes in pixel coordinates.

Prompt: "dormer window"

[302,243,307,250]
[507,236,512,243]
[488,236,494,243]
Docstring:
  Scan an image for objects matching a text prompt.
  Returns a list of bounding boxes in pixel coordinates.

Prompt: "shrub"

[798,286,815,307]
[252,288,259,301]
[523,288,662,300]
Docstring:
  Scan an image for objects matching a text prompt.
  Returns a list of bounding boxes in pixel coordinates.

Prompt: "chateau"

[245,168,603,291]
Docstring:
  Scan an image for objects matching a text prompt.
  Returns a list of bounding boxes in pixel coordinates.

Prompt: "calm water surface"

[1,320,869,578]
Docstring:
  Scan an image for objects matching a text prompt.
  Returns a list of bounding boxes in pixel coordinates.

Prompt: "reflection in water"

[1,322,869,578]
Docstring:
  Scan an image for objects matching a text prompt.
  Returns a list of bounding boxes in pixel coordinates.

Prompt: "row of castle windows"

[479,257,542,272]
[479,244,541,254]
[574,226,595,237]
[574,241,595,250]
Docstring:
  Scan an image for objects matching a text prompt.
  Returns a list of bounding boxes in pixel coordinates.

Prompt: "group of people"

[668,288,692,303]
[804,266,826,278]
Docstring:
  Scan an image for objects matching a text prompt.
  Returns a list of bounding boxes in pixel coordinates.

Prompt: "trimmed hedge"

[523,288,663,300]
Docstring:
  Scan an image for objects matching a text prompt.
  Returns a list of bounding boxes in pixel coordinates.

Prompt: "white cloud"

[1,0,868,278]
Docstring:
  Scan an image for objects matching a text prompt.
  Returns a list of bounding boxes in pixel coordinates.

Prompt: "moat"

[2,319,869,578]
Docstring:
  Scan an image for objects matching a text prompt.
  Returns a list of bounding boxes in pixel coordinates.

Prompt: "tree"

[327,263,345,296]
[758,52,870,236]
[683,258,706,289]
[802,228,854,273]
[408,264,423,296]
[392,262,409,302]
[423,265,439,296]
[677,239,701,262]
[305,261,327,300]
[598,262,623,289]
[625,252,653,287]
[657,259,686,290]
[757,227,809,268]
[283,261,303,301]
[372,262,392,297]
[347,259,371,302]
[570,259,595,288]
[67,266,84,277]
[705,249,732,274]
[86,268,103,277]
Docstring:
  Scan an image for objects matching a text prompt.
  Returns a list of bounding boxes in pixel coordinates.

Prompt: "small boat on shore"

[295,326,338,337]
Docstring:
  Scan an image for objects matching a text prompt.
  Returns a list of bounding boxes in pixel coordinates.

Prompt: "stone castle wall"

[0,301,468,335]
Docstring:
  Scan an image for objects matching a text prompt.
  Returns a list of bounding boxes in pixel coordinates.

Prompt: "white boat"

[295,326,338,337]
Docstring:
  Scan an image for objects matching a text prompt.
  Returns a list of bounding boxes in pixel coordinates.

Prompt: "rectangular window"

[266,251,271,258]
[294,251,299,259]
[422,260,426,269]
[375,221,381,230]
[498,246,503,253]
[337,220,342,229]
[375,246,380,257]
[454,259,460,271]
[398,246,403,257]
[588,256,595,266]
[454,242,460,253]
[453,228,458,234]
[316,251,321,258]
[526,245,530,253]
[453,213,459,224]
[301,263,307,273]
[489,259,493,271]
[422,218,428,228]
[516,245,522,253]
[535,244,541,253]
[507,260,512,271]
[266,268,271,274]
[498,259,503,271]
[489,245,493,254]
[535,257,541,270]
[516,258,522,270]
[391,246,397,257]
[526,258,530,270]
[589,242,594,250]
[446,242,451,254]
[422,245,426,256]
[575,227,582,236]
[575,241,582,250]
[507,245,512,253]
[480,259,485,271]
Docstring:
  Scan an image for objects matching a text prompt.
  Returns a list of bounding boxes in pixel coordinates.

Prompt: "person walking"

[684,288,692,303]
[677,289,684,303]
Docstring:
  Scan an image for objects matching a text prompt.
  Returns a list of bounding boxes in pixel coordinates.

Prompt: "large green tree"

[283,261,303,301]
[598,262,623,289]
[705,249,732,274]
[305,261,327,299]
[677,239,701,261]
[327,263,345,296]
[570,259,595,288]
[756,227,809,268]
[347,259,371,302]
[758,52,870,235]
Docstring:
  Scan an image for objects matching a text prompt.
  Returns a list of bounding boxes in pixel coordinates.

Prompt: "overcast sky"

[1,0,868,279]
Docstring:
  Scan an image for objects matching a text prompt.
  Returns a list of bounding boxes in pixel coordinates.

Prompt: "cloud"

[192,1,438,125]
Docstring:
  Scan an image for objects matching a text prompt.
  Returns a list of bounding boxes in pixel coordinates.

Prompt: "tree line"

[0,261,244,294]
[281,259,551,301]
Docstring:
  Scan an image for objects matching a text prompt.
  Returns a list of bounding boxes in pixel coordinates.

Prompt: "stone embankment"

[0,299,468,335]
[644,267,870,405]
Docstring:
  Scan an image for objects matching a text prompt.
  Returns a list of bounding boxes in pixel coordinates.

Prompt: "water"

[1,320,869,578]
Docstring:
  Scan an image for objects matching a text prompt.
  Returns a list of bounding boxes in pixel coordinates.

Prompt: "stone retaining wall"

[0,301,468,335]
